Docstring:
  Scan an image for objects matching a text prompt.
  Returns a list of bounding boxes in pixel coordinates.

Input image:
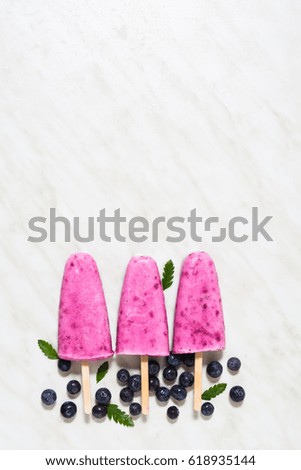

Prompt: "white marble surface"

[1,0,301,450]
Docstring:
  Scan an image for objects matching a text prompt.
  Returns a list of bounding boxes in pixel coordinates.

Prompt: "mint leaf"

[96,361,109,383]
[107,404,134,427]
[38,339,58,359]
[202,383,227,400]
[162,260,175,290]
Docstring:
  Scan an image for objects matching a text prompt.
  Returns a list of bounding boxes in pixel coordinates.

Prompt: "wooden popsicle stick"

[193,352,203,411]
[81,361,91,415]
[141,355,149,415]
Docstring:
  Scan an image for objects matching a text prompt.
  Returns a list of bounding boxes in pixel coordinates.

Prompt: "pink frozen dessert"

[116,256,169,356]
[58,252,113,361]
[172,252,225,354]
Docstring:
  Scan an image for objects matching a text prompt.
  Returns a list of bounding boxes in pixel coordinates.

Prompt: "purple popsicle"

[172,252,225,411]
[58,252,113,414]
[116,256,169,356]
[58,253,113,361]
[116,255,169,415]
[172,252,225,354]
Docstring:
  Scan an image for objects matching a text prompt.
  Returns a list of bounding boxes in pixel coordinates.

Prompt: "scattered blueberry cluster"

[41,354,245,421]
[41,359,117,420]
[201,356,245,416]
[92,388,112,419]
[41,359,81,419]
[117,353,245,420]
[226,357,245,403]
[117,353,196,420]
[117,368,142,416]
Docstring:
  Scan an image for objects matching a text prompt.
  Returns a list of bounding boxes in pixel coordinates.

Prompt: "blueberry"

[95,387,112,405]
[170,385,187,401]
[179,371,194,388]
[117,368,130,384]
[92,404,107,419]
[129,402,142,416]
[206,361,223,378]
[163,365,178,382]
[148,359,160,376]
[156,387,170,402]
[230,386,245,402]
[182,353,195,367]
[58,359,71,372]
[128,374,141,392]
[41,389,57,406]
[149,375,160,392]
[167,406,179,420]
[227,357,241,372]
[67,380,81,395]
[201,402,214,416]
[120,387,134,403]
[167,353,181,367]
[60,401,77,419]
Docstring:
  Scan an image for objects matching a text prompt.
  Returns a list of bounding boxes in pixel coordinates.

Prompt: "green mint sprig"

[96,361,109,383]
[107,404,134,427]
[38,339,59,359]
[202,383,227,400]
[162,260,175,290]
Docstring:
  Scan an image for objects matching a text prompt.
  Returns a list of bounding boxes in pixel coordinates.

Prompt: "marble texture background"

[1,0,301,450]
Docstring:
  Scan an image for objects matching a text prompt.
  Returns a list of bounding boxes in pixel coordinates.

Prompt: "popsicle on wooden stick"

[172,252,225,411]
[58,253,113,414]
[116,256,169,415]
